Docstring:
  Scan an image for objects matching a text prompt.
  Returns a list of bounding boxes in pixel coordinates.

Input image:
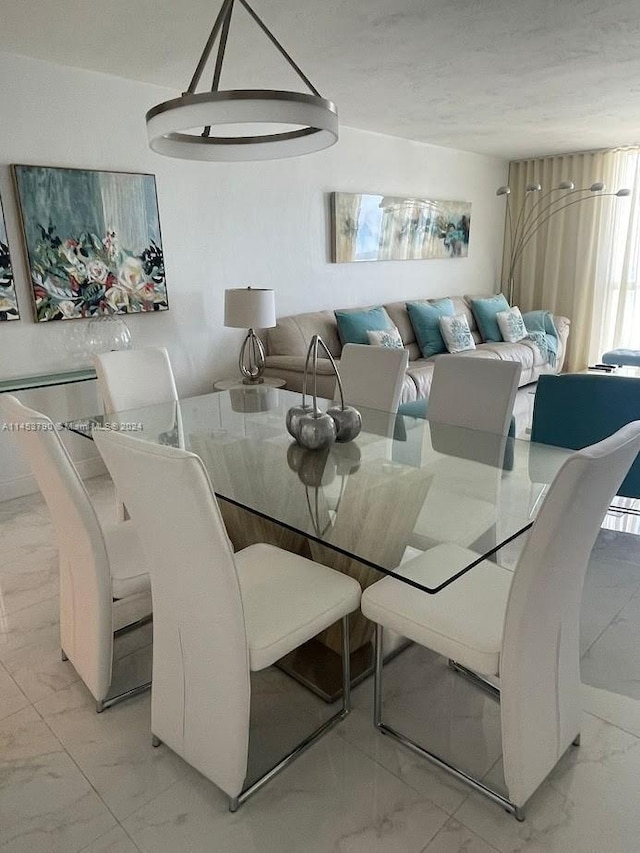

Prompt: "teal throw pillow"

[335,306,391,345]
[469,294,510,342]
[406,298,455,358]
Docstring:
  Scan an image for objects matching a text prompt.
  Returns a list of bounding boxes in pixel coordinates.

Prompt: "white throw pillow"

[438,314,476,353]
[497,306,527,343]
[367,326,404,349]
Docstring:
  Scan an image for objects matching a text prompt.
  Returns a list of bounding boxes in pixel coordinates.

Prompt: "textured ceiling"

[3,0,640,159]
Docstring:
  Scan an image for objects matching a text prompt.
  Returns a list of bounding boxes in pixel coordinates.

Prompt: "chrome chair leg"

[448,659,500,700]
[113,612,152,638]
[374,623,384,728]
[96,680,152,714]
[229,615,353,812]
[374,625,525,821]
[93,613,153,713]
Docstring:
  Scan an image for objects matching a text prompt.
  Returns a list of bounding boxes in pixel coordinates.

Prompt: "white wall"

[0,51,507,499]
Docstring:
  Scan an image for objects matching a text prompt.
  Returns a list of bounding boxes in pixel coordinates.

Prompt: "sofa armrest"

[553,315,571,372]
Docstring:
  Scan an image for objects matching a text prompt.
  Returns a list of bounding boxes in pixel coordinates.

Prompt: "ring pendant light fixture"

[146,0,339,161]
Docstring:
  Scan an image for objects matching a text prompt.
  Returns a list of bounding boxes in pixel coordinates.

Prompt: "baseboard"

[0,455,107,503]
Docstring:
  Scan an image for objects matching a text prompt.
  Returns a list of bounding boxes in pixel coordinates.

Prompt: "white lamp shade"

[224,288,276,329]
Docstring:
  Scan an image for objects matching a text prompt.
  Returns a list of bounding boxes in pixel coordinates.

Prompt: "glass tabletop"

[68,386,572,594]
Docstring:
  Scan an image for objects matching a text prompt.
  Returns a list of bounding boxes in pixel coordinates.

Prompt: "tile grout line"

[0,589,60,623]
[334,710,475,819]
[76,823,143,853]
[419,814,503,853]
[34,705,129,849]
[582,707,640,743]
[0,658,30,708]
[581,592,640,660]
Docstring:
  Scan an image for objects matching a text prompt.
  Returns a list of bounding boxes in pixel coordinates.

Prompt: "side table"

[213,377,286,391]
[213,377,285,414]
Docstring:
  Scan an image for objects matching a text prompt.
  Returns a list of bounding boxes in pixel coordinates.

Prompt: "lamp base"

[238,328,267,384]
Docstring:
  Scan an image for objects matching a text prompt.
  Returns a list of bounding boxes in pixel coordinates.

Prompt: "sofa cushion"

[384,301,417,346]
[406,298,455,358]
[406,359,436,399]
[335,306,392,345]
[453,297,478,332]
[263,355,337,375]
[265,310,342,358]
[469,294,510,342]
[476,340,537,370]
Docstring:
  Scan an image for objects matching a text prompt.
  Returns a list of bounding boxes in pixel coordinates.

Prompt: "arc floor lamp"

[497,180,631,304]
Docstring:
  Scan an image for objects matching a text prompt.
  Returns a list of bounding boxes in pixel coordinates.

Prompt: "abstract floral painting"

[332,192,471,263]
[13,165,168,322]
[0,194,19,320]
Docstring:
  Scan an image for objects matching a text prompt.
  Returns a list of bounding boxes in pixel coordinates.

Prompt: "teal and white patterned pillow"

[497,306,527,343]
[367,326,404,349]
[438,314,476,353]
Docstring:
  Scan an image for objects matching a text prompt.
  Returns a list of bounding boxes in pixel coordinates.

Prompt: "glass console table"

[68,386,572,698]
[0,368,97,394]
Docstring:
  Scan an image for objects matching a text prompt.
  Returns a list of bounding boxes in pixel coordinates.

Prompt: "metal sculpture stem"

[301,337,314,408]
[314,336,346,409]
[301,334,346,412]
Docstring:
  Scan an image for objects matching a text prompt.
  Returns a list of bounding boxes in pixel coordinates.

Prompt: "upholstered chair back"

[93,428,250,800]
[532,372,640,498]
[501,422,640,806]
[428,356,520,436]
[93,347,178,414]
[339,343,409,414]
[0,394,113,700]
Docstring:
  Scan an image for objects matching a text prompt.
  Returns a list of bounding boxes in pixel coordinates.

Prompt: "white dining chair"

[94,347,181,520]
[410,357,521,551]
[362,421,640,820]
[338,343,409,414]
[93,427,361,812]
[0,394,151,713]
[426,355,521,435]
[93,347,178,414]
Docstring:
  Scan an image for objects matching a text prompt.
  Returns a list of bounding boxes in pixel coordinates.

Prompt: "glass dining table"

[68,384,572,699]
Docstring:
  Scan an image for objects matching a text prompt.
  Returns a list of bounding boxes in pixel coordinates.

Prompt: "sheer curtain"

[590,148,640,363]
[506,151,611,372]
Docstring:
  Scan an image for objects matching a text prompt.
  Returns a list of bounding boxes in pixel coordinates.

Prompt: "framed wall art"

[0,193,19,320]
[13,165,168,322]
[332,192,471,263]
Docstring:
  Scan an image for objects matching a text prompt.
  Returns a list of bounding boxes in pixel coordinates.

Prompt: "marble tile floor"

[1,477,640,852]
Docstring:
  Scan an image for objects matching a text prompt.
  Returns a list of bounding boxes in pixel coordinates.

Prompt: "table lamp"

[224,287,276,384]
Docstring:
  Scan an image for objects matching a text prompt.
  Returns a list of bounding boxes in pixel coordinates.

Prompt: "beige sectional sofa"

[263,296,570,404]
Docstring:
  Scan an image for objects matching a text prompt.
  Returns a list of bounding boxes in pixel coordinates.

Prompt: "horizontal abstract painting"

[332,192,471,263]
[0,194,19,320]
[13,165,168,322]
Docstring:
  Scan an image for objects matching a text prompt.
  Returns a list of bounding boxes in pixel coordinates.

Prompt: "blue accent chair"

[531,373,640,498]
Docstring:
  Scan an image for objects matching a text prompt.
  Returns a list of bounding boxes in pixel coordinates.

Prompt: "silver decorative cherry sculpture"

[286,334,361,450]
